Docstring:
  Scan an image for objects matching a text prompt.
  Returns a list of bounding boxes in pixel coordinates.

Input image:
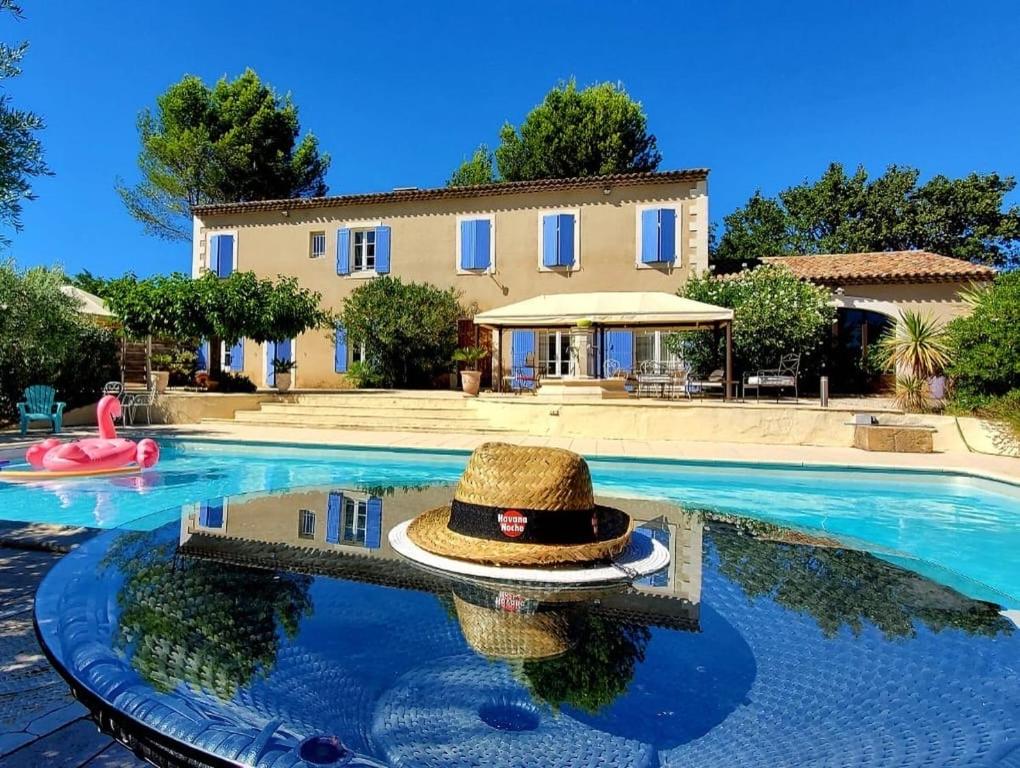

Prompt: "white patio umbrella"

[60,284,114,317]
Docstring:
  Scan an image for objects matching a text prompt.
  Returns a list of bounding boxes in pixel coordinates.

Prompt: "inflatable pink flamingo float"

[25,395,160,474]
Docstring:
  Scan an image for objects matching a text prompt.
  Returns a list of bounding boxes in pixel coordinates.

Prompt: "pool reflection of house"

[180,487,703,624]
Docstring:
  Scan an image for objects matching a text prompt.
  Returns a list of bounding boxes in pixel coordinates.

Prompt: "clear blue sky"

[6,0,1020,277]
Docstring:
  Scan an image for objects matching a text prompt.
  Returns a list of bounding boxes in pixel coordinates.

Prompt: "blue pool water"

[4,439,1020,603]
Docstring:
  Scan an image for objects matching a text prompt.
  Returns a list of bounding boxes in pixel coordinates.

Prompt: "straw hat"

[406,442,632,566]
[451,583,581,661]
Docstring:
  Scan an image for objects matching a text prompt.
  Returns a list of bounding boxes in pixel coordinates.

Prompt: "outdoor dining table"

[635,373,675,399]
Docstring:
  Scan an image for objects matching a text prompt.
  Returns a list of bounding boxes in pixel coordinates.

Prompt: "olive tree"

[339,276,462,388]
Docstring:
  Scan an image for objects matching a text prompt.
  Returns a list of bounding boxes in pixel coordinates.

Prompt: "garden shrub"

[674,265,835,380]
[53,322,121,411]
[209,371,257,393]
[947,272,1020,400]
[339,276,463,388]
[0,262,118,422]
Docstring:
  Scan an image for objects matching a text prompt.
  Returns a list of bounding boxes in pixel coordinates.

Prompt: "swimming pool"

[4,439,1020,603]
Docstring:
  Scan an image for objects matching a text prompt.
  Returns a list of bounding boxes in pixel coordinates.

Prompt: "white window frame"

[263,337,297,389]
[538,329,575,378]
[342,495,369,545]
[219,340,232,373]
[340,219,383,279]
[455,213,496,275]
[536,208,581,272]
[310,231,327,259]
[205,229,239,276]
[635,329,680,367]
[634,204,682,269]
[351,228,377,273]
[349,340,367,366]
[194,499,229,531]
[298,509,316,539]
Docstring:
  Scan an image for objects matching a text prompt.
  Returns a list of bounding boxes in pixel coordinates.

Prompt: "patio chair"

[743,353,801,402]
[689,368,726,399]
[102,381,127,422]
[17,385,66,435]
[666,362,691,400]
[124,389,158,425]
[510,353,539,394]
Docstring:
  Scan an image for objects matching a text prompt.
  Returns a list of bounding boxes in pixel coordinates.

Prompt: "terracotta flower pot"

[460,370,481,397]
[275,372,292,392]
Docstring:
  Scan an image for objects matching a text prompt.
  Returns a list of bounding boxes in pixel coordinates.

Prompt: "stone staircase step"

[255,404,484,419]
[203,416,517,434]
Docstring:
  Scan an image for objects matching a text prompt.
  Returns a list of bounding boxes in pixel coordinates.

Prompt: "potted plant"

[149,353,172,394]
[272,357,296,392]
[452,346,487,396]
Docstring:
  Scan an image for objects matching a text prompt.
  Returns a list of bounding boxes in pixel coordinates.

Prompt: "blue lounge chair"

[17,385,66,435]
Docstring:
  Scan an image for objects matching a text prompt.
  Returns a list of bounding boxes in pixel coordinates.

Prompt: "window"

[337,225,390,276]
[635,330,680,368]
[539,211,579,270]
[538,330,573,377]
[351,341,366,365]
[298,509,316,539]
[637,206,679,266]
[208,233,235,277]
[457,216,494,272]
[352,229,376,272]
[310,231,326,259]
[342,497,368,545]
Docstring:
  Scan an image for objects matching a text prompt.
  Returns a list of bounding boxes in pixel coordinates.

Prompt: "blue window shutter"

[266,341,276,387]
[659,209,677,263]
[556,214,575,266]
[459,220,474,270]
[218,234,235,276]
[474,219,491,269]
[206,500,224,528]
[605,330,634,374]
[229,339,244,371]
[374,226,391,273]
[365,496,383,549]
[277,338,292,363]
[326,491,342,544]
[337,228,351,275]
[208,236,221,275]
[197,340,209,370]
[542,215,559,267]
[511,330,537,390]
[198,501,210,527]
[641,209,660,264]
[334,325,348,373]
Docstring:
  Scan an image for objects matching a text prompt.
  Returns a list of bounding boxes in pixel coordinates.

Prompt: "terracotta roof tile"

[744,251,995,284]
[191,169,709,217]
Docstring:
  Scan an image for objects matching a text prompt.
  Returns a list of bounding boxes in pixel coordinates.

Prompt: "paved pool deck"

[0,523,145,766]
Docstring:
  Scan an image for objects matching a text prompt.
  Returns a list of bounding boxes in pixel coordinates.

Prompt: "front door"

[540,330,573,378]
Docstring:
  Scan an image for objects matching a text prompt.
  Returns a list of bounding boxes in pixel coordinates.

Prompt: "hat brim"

[406,504,632,566]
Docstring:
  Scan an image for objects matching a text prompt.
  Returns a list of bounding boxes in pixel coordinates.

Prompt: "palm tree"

[879,310,951,412]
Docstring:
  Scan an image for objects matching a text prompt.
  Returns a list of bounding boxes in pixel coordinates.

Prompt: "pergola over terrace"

[473,291,735,399]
